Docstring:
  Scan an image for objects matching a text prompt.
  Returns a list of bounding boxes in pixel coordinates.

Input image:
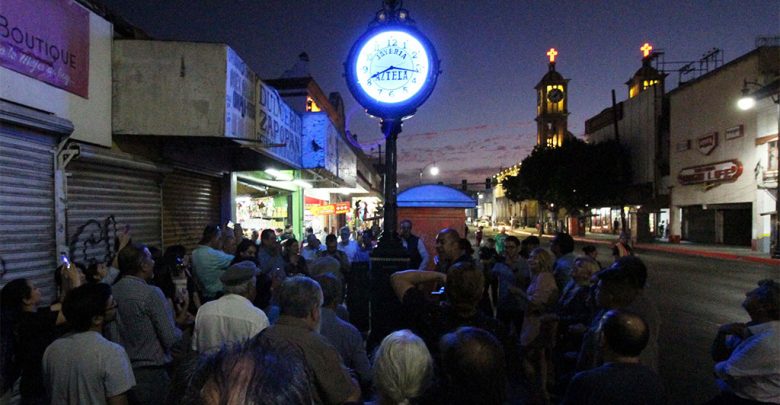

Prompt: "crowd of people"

[0,221,778,404]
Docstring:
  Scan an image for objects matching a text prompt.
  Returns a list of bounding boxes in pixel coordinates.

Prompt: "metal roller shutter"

[162,170,222,251]
[0,130,57,300]
[66,158,163,265]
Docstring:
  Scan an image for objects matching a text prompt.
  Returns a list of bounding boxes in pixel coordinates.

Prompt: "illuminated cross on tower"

[641,42,653,58]
[547,48,558,63]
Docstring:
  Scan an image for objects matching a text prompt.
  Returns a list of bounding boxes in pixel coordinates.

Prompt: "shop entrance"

[721,206,752,246]
[236,182,292,234]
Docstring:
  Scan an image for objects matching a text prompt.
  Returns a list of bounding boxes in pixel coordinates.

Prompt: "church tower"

[626,43,666,98]
[535,48,570,147]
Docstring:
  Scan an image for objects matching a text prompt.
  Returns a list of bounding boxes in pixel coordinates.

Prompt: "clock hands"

[371,66,395,79]
[390,67,419,73]
[370,65,419,79]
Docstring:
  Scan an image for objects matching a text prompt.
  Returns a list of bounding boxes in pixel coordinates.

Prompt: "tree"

[501,138,631,211]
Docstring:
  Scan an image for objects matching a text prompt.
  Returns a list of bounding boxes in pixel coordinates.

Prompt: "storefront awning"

[114,135,298,174]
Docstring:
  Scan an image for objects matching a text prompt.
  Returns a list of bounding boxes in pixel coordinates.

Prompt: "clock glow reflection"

[354,30,430,104]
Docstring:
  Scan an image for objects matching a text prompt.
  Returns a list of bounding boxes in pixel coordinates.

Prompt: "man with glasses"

[399,219,430,270]
[44,283,135,404]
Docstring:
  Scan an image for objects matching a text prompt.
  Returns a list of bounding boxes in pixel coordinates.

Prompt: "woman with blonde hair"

[370,329,434,405]
[514,247,559,403]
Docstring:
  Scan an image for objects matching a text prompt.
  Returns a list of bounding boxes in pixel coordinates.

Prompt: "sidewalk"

[491,226,780,266]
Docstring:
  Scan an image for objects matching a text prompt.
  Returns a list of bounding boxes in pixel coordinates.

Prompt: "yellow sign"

[309,202,351,216]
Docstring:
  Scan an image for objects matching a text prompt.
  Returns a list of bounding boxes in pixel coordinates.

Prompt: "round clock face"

[354,30,430,104]
[345,24,439,119]
[547,88,565,103]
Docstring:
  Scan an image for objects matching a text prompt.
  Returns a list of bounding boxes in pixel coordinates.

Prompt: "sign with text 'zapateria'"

[0,0,90,97]
[678,159,742,185]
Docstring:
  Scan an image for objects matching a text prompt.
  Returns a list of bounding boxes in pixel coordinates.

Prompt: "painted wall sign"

[301,113,339,177]
[0,0,90,97]
[225,48,256,139]
[337,135,357,188]
[725,125,743,141]
[676,139,691,152]
[697,132,718,155]
[256,81,302,168]
[678,159,742,185]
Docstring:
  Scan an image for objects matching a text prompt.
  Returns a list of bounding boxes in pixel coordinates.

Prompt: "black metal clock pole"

[368,117,409,349]
[344,0,439,350]
[378,118,403,249]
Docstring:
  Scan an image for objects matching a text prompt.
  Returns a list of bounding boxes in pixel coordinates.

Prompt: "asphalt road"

[583,242,780,404]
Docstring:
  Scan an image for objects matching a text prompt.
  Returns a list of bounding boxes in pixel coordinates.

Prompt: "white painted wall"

[112,41,231,137]
[587,87,661,186]
[668,49,779,250]
[0,8,112,146]
[669,56,758,208]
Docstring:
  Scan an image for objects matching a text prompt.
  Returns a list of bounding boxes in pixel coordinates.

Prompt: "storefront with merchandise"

[349,196,383,233]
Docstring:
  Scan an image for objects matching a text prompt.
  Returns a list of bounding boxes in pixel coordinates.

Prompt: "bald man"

[562,310,666,405]
[435,228,471,273]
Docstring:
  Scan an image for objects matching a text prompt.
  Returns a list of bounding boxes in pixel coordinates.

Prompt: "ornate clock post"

[535,48,570,147]
[344,0,440,347]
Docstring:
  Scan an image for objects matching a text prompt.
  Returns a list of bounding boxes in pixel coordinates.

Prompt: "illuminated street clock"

[345,24,439,119]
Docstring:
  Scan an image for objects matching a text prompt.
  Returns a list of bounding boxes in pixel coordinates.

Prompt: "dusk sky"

[98,0,778,188]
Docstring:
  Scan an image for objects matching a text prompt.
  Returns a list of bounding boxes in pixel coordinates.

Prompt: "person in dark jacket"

[399,219,430,270]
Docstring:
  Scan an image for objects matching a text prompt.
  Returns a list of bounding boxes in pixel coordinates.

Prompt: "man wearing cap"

[192,261,269,354]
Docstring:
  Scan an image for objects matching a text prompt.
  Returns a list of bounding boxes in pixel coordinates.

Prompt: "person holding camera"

[390,261,505,360]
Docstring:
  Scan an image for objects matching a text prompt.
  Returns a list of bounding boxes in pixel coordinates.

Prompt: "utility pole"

[612,89,627,233]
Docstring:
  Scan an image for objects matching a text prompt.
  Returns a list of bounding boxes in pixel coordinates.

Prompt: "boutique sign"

[678,159,743,186]
[0,0,90,98]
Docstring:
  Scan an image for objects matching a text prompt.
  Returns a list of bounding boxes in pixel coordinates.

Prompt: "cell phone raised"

[59,253,70,268]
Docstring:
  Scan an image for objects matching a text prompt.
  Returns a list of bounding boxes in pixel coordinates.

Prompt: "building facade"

[584,49,670,242]
[668,46,778,251]
[0,0,380,301]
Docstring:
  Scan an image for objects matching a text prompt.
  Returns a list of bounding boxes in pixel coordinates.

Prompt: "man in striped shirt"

[112,243,189,405]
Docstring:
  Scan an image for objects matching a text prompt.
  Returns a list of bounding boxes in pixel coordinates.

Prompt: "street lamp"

[418,162,439,183]
[738,78,780,258]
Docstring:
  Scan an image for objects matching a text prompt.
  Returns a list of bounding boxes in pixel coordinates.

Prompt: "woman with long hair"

[281,238,308,277]
[516,248,559,403]
[154,245,201,314]
[1,275,69,404]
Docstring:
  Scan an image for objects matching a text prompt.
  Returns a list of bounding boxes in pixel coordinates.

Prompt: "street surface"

[580,242,779,404]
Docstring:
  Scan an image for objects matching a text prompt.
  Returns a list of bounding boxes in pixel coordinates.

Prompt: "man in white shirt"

[337,226,360,263]
[710,279,780,404]
[43,283,135,405]
[192,261,269,354]
[302,233,325,262]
